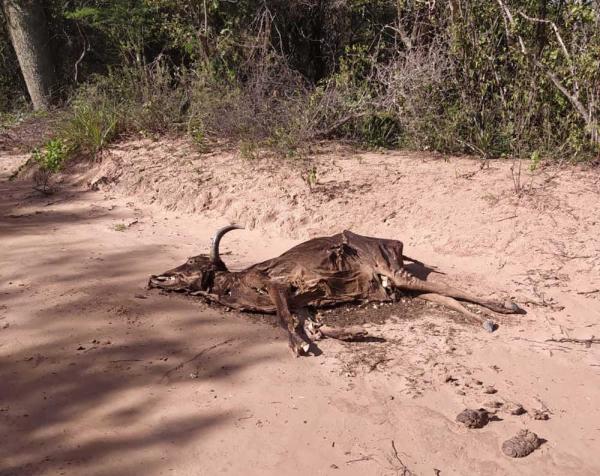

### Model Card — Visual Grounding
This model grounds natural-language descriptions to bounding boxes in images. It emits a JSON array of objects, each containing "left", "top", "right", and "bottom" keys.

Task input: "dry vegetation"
[{"left": 1, "top": 1, "right": 599, "bottom": 184}]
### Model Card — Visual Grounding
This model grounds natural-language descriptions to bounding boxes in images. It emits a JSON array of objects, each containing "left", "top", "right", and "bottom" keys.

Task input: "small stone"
[
  {"left": 502, "top": 429, "right": 542, "bottom": 458},
  {"left": 456, "top": 408, "right": 489, "bottom": 428},
  {"left": 483, "top": 320, "right": 496, "bottom": 332},
  {"left": 484, "top": 386, "right": 497, "bottom": 394},
  {"left": 330, "top": 464, "right": 339, "bottom": 469},
  {"left": 455, "top": 390, "right": 466, "bottom": 396},
  {"left": 471, "top": 379, "right": 483, "bottom": 386}
]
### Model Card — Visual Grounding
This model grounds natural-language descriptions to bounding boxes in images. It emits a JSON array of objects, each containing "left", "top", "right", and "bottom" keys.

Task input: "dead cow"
[{"left": 149, "top": 226, "right": 525, "bottom": 355}]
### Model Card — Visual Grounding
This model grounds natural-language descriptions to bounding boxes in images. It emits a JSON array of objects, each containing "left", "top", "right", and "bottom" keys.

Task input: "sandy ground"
[{"left": 1, "top": 134, "right": 600, "bottom": 476}]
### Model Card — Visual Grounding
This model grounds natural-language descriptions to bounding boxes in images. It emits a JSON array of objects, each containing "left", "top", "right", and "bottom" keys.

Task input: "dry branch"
[
  {"left": 319, "top": 324, "right": 369, "bottom": 341},
  {"left": 495, "top": 0, "right": 599, "bottom": 145},
  {"left": 545, "top": 336, "right": 599, "bottom": 348},
  {"left": 160, "top": 339, "right": 234, "bottom": 381},
  {"left": 314, "top": 112, "right": 368, "bottom": 138}
]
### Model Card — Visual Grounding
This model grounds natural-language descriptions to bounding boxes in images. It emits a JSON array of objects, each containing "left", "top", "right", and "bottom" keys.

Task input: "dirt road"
[{"left": 1, "top": 140, "right": 599, "bottom": 475}]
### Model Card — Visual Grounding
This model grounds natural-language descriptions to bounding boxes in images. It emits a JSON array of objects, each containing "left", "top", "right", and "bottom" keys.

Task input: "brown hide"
[
  {"left": 149, "top": 229, "right": 525, "bottom": 355},
  {"left": 151, "top": 231, "right": 401, "bottom": 310}
]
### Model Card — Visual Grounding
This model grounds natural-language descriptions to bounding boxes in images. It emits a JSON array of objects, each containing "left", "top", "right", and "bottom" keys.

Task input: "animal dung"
[
  {"left": 502, "top": 429, "right": 542, "bottom": 458},
  {"left": 532, "top": 409, "right": 550, "bottom": 420},
  {"left": 508, "top": 403, "right": 527, "bottom": 416},
  {"left": 456, "top": 408, "right": 489, "bottom": 428}
]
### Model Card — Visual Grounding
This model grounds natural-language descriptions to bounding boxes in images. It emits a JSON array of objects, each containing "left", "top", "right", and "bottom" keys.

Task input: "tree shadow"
[{"left": 0, "top": 178, "right": 282, "bottom": 475}]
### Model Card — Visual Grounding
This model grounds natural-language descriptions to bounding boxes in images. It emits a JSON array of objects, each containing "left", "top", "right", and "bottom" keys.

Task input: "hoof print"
[
  {"left": 502, "top": 429, "right": 542, "bottom": 458},
  {"left": 456, "top": 408, "right": 489, "bottom": 429}
]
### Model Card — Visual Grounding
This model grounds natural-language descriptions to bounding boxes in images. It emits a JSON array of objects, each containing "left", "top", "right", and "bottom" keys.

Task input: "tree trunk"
[{"left": 2, "top": 0, "right": 55, "bottom": 110}]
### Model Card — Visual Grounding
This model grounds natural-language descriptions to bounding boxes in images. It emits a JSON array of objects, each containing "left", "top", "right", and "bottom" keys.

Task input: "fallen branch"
[
  {"left": 545, "top": 336, "right": 599, "bottom": 348},
  {"left": 315, "top": 112, "right": 368, "bottom": 138},
  {"left": 345, "top": 455, "right": 372, "bottom": 465},
  {"left": 319, "top": 324, "right": 369, "bottom": 341},
  {"left": 497, "top": 215, "right": 518, "bottom": 222},
  {"left": 390, "top": 440, "right": 414, "bottom": 476},
  {"left": 368, "top": 358, "right": 393, "bottom": 372},
  {"left": 576, "top": 289, "right": 600, "bottom": 295}
]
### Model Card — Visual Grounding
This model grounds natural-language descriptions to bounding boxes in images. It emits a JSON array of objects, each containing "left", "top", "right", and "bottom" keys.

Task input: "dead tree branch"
[
  {"left": 495, "top": 0, "right": 599, "bottom": 145},
  {"left": 545, "top": 336, "right": 599, "bottom": 348},
  {"left": 160, "top": 339, "right": 234, "bottom": 382}
]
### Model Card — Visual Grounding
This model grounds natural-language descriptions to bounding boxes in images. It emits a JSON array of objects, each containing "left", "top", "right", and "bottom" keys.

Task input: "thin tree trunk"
[{"left": 2, "top": 0, "right": 55, "bottom": 110}]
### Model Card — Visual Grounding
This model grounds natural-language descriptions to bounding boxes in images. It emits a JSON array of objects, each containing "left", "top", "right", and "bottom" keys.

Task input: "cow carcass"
[{"left": 149, "top": 226, "right": 525, "bottom": 355}]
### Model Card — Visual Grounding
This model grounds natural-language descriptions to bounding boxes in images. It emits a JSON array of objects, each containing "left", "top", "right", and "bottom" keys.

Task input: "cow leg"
[
  {"left": 391, "top": 270, "right": 525, "bottom": 315},
  {"left": 418, "top": 293, "right": 487, "bottom": 323},
  {"left": 267, "top": 284, "right": 311, "bottom": 356}
]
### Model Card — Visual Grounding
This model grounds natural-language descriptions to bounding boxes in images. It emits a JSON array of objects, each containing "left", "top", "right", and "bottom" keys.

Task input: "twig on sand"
[
  {"left": 346, "top": 455, "right": 373, "bottom": 464},
  {"left": 510, "top": 336, "right": 574, "bottom": 352},
  {"left": 389, "top": 440, "right": 414, "bottom": 476},
  {"left": 497, "top": 215, "right": 518, "bottom": 222},
  {"left": 577, "top": 289, "right": 600, "bottom": 295},
  {"left": 545, "top": 336, "right": 599, "bottom": 348},
  {"left": 161, "top": 338, "right": 234, "bottom": 382},
  {"left": 368, "top": 358, "right": 393, "bottom": 372}
]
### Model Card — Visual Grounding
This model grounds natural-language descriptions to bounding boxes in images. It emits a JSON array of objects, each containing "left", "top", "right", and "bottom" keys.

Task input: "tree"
[{"left": 2, "top": 0, "right": 55, "bottom": 110}]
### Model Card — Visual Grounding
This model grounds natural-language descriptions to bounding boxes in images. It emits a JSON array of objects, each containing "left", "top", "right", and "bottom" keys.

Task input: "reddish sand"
[{"left": 1, "top": 135, "right": 599, "bottom": 475}]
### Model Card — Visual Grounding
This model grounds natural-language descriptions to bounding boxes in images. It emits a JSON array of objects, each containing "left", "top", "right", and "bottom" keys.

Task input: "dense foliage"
[{"left": 1, "top": 0, "right": 599, "bottom": 161}]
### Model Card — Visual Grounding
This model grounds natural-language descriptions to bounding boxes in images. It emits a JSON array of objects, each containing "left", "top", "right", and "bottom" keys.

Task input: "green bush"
[
  {"left": 33, "top": 138, "right": 68, "bottom": 172},
  {"left": 31, "top": 138, "right": 69, "bottom": 193},
  {"left": 4, "top": 1, "right": 598, "bottom": 161}
]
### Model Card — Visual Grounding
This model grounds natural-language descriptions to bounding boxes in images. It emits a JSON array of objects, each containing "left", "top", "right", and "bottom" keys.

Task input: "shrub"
[
  {"left": 60, "top": 90, "right": 118, "bottom": 158},
  {"left": 33, "top": 138, "right": 68, "bottom": 172},
  {"left": 32, "top": 138, "right": 68, "bottom": 192}
]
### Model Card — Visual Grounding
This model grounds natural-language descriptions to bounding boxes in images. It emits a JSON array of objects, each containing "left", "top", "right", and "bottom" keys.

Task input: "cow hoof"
[
  {"left": 289, "top": 338, "right": 311, "bottom": 357},
  {"left": 483, "top": 320, "right": 497, "bottom": 333}
]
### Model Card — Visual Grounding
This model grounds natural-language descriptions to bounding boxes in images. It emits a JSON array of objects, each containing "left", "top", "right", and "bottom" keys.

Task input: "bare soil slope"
[{"left": 1, "top": 138, "right": 599, "bottom": 476}]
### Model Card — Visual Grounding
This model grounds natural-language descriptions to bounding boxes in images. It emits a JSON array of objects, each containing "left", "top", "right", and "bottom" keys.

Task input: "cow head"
[{"left": 149, "top": 224, "right": 243, "bottom": 292}]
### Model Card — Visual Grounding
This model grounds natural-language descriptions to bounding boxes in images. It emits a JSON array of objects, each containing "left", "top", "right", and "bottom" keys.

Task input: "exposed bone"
[{"left": 417, "top": 293, "right": 494, "bottom": 329}]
